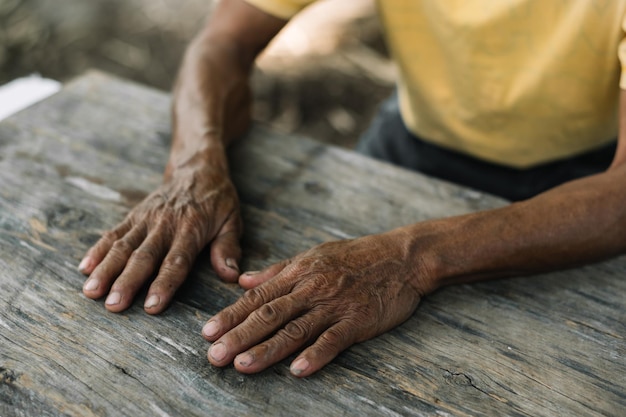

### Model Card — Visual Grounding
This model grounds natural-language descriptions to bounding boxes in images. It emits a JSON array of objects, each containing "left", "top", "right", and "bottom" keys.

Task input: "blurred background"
[{"left": 0, "top": 0, "right": 396, "bottom": 148}]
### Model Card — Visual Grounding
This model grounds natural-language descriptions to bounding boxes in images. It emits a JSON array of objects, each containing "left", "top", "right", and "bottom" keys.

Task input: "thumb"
[
  {"left": 238, "top": 259, "right": 291, "bottom": 289},
  {"left": 210, "top": 213, "right": 242, "bottom": 282}
]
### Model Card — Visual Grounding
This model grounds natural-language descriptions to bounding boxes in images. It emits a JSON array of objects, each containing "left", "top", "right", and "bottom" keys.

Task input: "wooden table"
[{"left": 0, "top": 72, "right": 624, "bottom": 417}]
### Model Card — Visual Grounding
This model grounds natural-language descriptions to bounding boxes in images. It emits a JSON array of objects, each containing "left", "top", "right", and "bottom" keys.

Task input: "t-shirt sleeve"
[
  {"left": 244, "top": 0, "right": 317, "bottom": 20},
  {"left": 619, "top": 13, "right": 626, "bottom": 89}
]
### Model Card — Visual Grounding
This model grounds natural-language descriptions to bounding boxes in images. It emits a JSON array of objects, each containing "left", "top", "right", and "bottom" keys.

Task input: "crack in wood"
[{"left": 441, "top": 368, "right": 490, "bottom": 396}]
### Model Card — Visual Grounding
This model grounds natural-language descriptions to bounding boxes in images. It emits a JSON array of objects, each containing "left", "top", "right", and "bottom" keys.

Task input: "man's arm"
[
  {"left": 79, "top": 0, "right": 286, "bottom": 313},
  {"left": 202, "top": 90, "right": 626, "bottom": 377},
  {"left": 428, "top": 88, "right": 626, "bottom": 286}
]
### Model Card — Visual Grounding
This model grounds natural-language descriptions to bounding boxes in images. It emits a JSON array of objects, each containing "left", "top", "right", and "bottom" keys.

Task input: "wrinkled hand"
[
  {"left": 80, "top": 168, "right": 242, "bottom": 314},
  {"left": 202, "top": 231, "right": 431, "bottom": 377}
]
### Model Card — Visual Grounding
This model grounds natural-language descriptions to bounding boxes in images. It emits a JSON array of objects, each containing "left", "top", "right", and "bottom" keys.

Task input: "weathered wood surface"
[{"left": 0, "top": 71, "right": 624, "bottom": 417}]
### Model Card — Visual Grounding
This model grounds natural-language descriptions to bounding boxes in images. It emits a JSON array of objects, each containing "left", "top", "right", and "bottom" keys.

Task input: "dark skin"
[
  {"left": 80, "top": 0, "right": 626, "bottom": 377},
  {"left": 79, "top": 0, "right": 280, "bottom": 311}
]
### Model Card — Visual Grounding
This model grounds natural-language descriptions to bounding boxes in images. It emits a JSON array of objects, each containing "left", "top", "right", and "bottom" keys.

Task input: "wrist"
[
  {"left": 391, "top": 214, "right": 491, "bottom": 295},
  {"left": 165, "top": 139, "right": 229, "bottom": 181},
  {"left": 386, "top": 224, "right": 444, "bottom": 297}
]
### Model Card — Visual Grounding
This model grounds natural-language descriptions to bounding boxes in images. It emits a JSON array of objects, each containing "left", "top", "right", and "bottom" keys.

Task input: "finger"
[
  {"left": 82, "top": 224, "right": 146, "bottom": 300},
  {"left": 233, "top": 310, "right": 330, "bottom": 374},
  {"left": 238, "top": 258, "right": 291, "bottom": 290},
  {"left": 210, "top": 212, "right": 242, "bottom": 283},
  {"left": 289, "top": 321, "right": 358, "bottom": 378},
  {"left": 104, "top": 231, "right": 168, "bottom": 313},
  {"left": 144, "top": 230, "right": 200, "bottom": 314},
  {"left": 201, "top": 268, "right": 295, "bottom": 341},
  {"left": 78, "top": 221, "right": 131, "bottom": 275},
  {"left": 206, "top": 292, "right": 308, "bottom": 367}
]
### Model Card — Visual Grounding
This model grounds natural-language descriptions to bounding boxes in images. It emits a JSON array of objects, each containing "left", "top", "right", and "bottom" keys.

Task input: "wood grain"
[{"left": 0, "top": 71, "right": 624, "bottom": 417}]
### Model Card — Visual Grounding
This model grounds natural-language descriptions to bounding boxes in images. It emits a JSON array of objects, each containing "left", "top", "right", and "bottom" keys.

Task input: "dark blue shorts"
[{"left": 356, "top": 93, "right": 616, "bottom": 201}]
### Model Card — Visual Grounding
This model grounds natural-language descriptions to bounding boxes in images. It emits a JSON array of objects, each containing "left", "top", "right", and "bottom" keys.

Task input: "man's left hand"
[{"left": 201, "top": 230, "right": 432, "bottom": 377}]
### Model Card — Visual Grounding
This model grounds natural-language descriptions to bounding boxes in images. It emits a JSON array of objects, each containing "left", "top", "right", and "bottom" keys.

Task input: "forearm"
[
  {"left": 403, "top": 165, "right": 626, "bottom": 293},
  {"left": 167, "top": 0, "right": 285, "bottom": 180},
  {"left": 168, "top": 37, "right": 244, "bottom": 179}
]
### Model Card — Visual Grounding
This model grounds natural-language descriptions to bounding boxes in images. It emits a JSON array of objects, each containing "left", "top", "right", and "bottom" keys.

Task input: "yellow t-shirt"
[{"left": 247, "top": 0, "right": 626, "bottom": 168}]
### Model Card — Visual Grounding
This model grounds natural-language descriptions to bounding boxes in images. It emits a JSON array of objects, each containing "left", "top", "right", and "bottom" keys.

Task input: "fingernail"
[
  {"left": 225, "top": 258, "right": 239, "bottom": 273},
  {"left": 202, "top": 320, "right": 219, "bottom": 338},
  {"left": 236, "top": 352, "right": 254, "bottom": 367},
  {"left": 105, "top": 292, "right": 121, "bottom": 306},
  {"left": 244, "top": 270, "right": 260, "bottom": 276},
  {"left": 144, "top": 294, "right": 160, "bottom": 309},
  {"left": 209, "top": 342, "right": 227, "bottom": 362},
  {"left": 290, "top": 358, "right": 309, "bottom": 376},
  {"left": 83, "top": 278, "right": 99, "bottom": 292},
  {"left": 78, "top": 257, "right": 92, "bottom": 272}
]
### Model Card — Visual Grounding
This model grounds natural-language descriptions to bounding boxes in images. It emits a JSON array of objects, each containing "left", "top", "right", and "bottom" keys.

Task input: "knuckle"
[
  {"left": 179, "top": 226, "right": 204, "bottom": 252},
  {"left": 129, "top": 248, "right": 157, "bottom": 264},
  {"left": 155, "top": 216, "right": 176, "bottom": 238},
  {"left": 252, "top": 303, "right": 279, "bottom": 325},
  {"left": 281, "top": 320, "right": 310, "bottom": 342},
  {"left": 319, "top": 327, "right": 349, "bottom": 350},
  {"left": 217, "top": 308, "right": 236, "bottom": 327},
  {"left": 150, "top": 278, "right": 179, "bottom": 293},
  {"left": 219, "top": 301, "right": 249, "bottom": 325},
  {"left": 100, "top": 230, "right": 116, "bottom": 241},
  {"left": 162, "top": 252, "right": 192, "bottom": 271},
  {"left": 241, "top": 286, "right": 269, "bottom": 306},
  {"left": 280, "top": 258, "right": 294, "bottom": 269},
  {"left": 111, "top": 239, "right": 134, "bottom": 254},
  {"left": 225, "top": 328, "right": 252, "bottom": 348},
  {"left": 100, "top": 230, "right": 120, "bottom": 244}
]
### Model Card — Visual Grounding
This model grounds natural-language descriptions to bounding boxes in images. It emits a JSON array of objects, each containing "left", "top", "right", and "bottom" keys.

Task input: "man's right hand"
[
  {"left": 78, "top": 0, "right": 286, "bottom": 313},
  {"left": 80, "top": 164, "right": 242, "bottom": 314}
]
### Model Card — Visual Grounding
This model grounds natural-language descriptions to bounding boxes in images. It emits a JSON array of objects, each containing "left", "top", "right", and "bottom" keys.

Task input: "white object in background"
[{"left": 0, "top": 75, "right": 61, "bottom": 121}]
